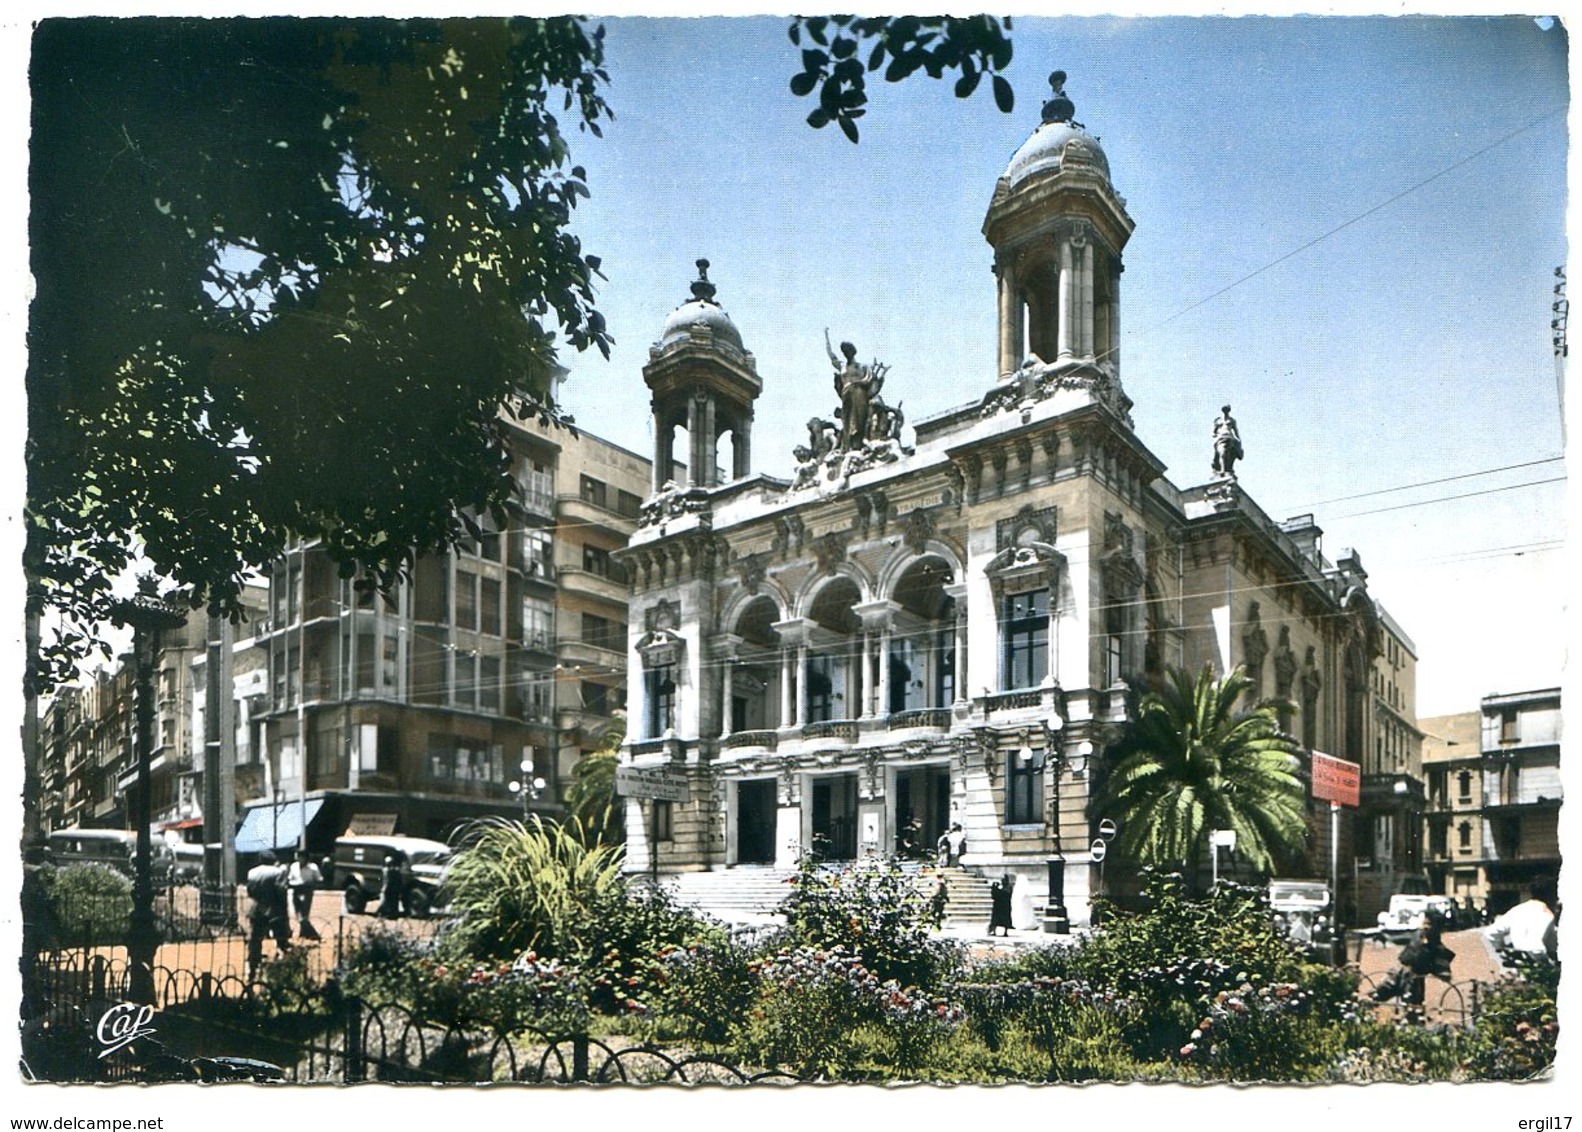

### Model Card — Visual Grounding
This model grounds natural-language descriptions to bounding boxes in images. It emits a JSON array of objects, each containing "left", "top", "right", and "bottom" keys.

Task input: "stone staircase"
[{"left": 647, "top": 862, "right": 997, "bottom": 930}]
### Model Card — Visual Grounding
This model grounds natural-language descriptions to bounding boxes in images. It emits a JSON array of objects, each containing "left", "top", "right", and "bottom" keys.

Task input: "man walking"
[
  {"left": 287, "top": 849, "right": 323, "bottom": 941},
  {"left": 245, "top": 850, "right": 291, "bottom": 975}
]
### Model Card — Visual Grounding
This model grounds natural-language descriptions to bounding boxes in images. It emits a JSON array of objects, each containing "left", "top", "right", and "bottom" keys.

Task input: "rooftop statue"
[
  {"left": 1212, "top": 403, "right": 1243, "bottom": 479},
  {"left": 826, "top": 329, "right": 890, "bottom": 452}
]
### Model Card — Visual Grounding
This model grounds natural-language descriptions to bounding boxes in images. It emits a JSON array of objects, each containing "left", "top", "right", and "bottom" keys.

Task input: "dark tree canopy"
[
  {"left": 788, "top": 15, "right": 1015, "bottom": 142},
  {"left": 26, "top": 17, "right": 612, "bottom": 692},
  {"left": 25, "top": 15, "right": 1018, "bottom": 695}
]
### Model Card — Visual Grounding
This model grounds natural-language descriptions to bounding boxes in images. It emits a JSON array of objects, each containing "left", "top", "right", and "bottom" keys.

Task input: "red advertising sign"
[{"left": 1310, "top": 750, "right": 1361, "bottom": 808}]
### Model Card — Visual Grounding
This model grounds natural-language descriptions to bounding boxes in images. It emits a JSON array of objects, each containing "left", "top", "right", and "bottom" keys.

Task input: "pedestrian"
[
  {"left": 377, "top": 852, "right": 405, "bottom": 919},
  {"left": 245, "top": 850, "right": 291, "bottom": 975},
  {"left": 988, "top": 873, "right": 1015, "bottom": 937},
  {"left": 1372, "top": 912, "right": 1454, "bottom": 1020},
  {"left": 287, "top": 849, "right": 323, "bottom": 940},
  {"left": 937, "top": 822, "right": 967, "bottom": 867}
]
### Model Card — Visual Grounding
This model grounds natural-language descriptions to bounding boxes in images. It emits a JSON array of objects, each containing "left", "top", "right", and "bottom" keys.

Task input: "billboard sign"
[{"left": 1310, "top": 750, "right": 1360, "bottom": 808}]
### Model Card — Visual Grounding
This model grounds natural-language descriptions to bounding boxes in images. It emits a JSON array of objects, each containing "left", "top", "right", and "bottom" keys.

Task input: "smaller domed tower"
[
  {"left": 644, "top": 260, "right": 761, "bottom": 493},
  {"left": 983, "top": 72, "right": 1135, "bottom": 385}
]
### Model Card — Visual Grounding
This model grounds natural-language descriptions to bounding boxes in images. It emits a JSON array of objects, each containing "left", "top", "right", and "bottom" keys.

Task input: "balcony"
[
  {"left": 556, "top": 565, "right": 627, "bottom": 604},
  {"left": 556, "top": 639, "right": 626, "bottom": 671},
  {"left": 983, "top": 689, "right": 1043, "bottom": 714},
  {"left": 801, "top": 720, "right": 859, "bottom": 742},
  {"left": 722, "top": 730, "right": 778, "bottom": 751},
  {"left": 887, "top": 708, "right": 952, "bottom": 731},
  {"left": 557, "top": 495, "right": 638, "bottom": 539}
]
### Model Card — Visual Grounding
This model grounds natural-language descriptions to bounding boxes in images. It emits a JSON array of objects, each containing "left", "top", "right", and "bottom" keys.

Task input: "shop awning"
[{"left": 234, "top": 799, "right": 324, "bottom": 853}]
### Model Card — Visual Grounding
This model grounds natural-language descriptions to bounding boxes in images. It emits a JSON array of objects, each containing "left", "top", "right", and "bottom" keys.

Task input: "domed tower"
[
  {"left": 983, "top": 72, "right": 1135, "bottom": 385},
  {"left": 644, "top": 259, "right": 762, "bottom": 493}
]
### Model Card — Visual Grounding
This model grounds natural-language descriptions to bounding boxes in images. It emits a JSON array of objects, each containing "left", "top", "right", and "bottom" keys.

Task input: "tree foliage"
[
  {"left": 26, "top": 17, "right": 612, "bottom": 692},
  {"left": 1094, "top": 666, "right": 1307, "bottom": 877},
  {"left": 787, "top": 15, "right": 1015, "bottom": 142}
]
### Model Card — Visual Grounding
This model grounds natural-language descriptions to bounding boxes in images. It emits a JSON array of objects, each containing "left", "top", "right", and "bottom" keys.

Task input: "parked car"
[
  {"left": 45, "top": 829, "right": 175, "bottom": 885},
  {"left": 1268, "top": 879, "right": 1335, "bottom": 959},
  {"left": 168, "top": 841, "right": 205, "bottom": 884},
  {"left": 330, "top": 835, "right": 454, "bottom": 917},
  {"left": 1376, "top": 893, "right": 1456, "bottom": 939}
]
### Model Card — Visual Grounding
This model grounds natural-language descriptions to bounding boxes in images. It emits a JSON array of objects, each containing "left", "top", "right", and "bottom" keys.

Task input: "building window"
[
  {"left": 806, "top": 654, "right": 840, "bottom": 722},
  {"left": 428, "top": 737, "right": 504, "bottom": 784},
  {"left": 1005, "top": 751, "right": 1043, "bottom": 825},
  {"left": 521, "top": 671, "right": 555, "bottom": 722},
  {"left": 1000, "top": 589, "right": 1049, "bottom": 691},
  {"left": 582, "top": 612, "right": 624, "bottom": 650},
  {"left": 582, "top": 680, "right": 610, "bottom": 716},
  {"left": 456, "top": 568, "right": 479, "bottom": 631},
  {"left": 481, "top": 577, "right": 502, "bottom": 636},
  {"left": 580, "top": 475, "right": 608, "bottom": 509},
  {"left": 583, "top": 544, "right": 624, "bottom": 582},
  {"left": 1500, "top": 709, "right": 1519, "bottom": 744},
  {"left": 523, "top": 529, "right": 553, "bottom": 579},
  {"left": 1457, "top": 770, "right": 1473, "bottom": 802},
  {"left": 1457, "top": 821, "right": 1472, "bottom": 851},
  {"left": 521, "top": 458, "right": 554, "bottom": 512},
  {"left": 616, "top": 489, "right": 643, "bottom": 519},
  {"left": 480, "top": 655, "right": 501, "bottom": 713},
  {"left": 523, "top": 597, "right": 555, "bottom": 649},
  {"left": 645, "top": 664, "right": 676, "bottom": 738}
]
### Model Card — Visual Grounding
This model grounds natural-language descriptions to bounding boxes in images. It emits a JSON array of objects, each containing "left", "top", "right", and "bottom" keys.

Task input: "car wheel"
[
  {"left": 406, "top": 888, "right": 431, "bottom": 919},
  {"left": 344, "top": 883, "right": 367, "bottom": 916}
]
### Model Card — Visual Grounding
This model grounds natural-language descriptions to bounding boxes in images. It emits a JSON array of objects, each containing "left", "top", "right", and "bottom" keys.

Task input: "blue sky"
[{"left": 551, "top": 14, "right": 1569, "bottom": 717}]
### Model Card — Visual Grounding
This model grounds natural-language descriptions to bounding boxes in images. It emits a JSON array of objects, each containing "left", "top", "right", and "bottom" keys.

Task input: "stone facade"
[{"left": 617, "top": 81, "right": 1419, "bottom": 929}]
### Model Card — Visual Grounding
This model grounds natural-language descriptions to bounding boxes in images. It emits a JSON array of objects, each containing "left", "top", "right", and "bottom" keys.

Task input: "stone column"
[
  {"left": 1080, "top": 241, "right": 1095, "bottom": 358},
  {"left": 858, "top": 627, "right": 876, "bottom": 719},
  {"left": 779, "top": 646, "right": 794, "bottom": 729},
  {"left": 877, "top": 627, "right": 893, "bottom": 716},
  {"left": 721, "top": 661, "right": 737, "bottom": 739},
  {"left": 733, "top": 414, "right": 753, "bottom": 479},
  {"left": 997, "top": 257, "right": 1019, "bottom": 377},
  {"left": 685, "top": 394, "right": 702, "bottom": 488},
  {"left": 702, "top": 394, "right": 718, "bottom": 487},
  {"left": 795, "top": 640, "right": 809, "bottom": 727},
  {"left": 653, "top": 406, "right": 670, "bottom": 493},
  {"left": 1056, "top": 240, "right": 1074, "bottom": 359},
  {"left": 944, "top": 583, "right": 969, "bottom": 707}
]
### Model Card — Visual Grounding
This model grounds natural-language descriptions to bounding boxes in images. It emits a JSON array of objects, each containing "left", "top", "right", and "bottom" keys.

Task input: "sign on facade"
[
  {"left": 1310, "top": 750, "right": 1361, "bottom": 808},
  {"left": 615, "top": 766, "right": 690, "bottom": 803}
]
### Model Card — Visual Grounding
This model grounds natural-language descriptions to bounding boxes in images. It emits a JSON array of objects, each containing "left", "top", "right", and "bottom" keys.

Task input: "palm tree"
[{"left": 1095, "top": 664, "right": 1306, "bottom": 879}]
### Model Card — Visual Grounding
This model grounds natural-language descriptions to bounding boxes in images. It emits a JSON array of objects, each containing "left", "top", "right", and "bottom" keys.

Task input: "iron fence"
[{"left": 21, "top": 953, "right": 797, "bottom": 1086}]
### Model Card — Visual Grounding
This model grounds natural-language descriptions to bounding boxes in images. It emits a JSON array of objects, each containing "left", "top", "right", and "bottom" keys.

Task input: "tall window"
[
  {"left": 1006, "top": 752, "right": 1043, "bottom": 825},
  {"left": 1000, "top": 589, "right": 1049, "bottom": 690},
  {"left": 523, "top": 529, "right": 553, "bottom": 579},
  {"left": 580, "top": 475, "right": 608, "bottom": 509},
  {"left": 645, "top": 664, "right": 676, "bottom": 738},
  {"left": 523, "top": 597, "right": 555, "bottom": 648}
]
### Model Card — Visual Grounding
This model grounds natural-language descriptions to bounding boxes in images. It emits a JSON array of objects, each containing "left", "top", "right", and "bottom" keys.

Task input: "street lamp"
[
  {"left": 507, "top": 754, "right": 547, "bottom": 817},
  {"left": 110, "top": 576, "right": 188, "bottom": 1006}
]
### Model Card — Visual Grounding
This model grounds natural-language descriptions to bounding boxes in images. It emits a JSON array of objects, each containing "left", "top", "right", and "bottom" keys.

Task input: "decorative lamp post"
[
  {"left": 507, "top": 754, "right": 547, "bottom": 817},
  {"left": 110, "top": 576, "right": 188, "bottom": 1005}
]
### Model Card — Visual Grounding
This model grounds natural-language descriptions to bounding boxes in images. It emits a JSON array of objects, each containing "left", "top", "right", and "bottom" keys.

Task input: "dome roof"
[
  {"left": 658, "top": 259, "right": 743, "bottom": 350},
  {"left": 1003, "top": 118, "right": 1109, "bottom": 187},
  {"left": 1002, "top": 69, "right": 1110, "bottom": 188}
]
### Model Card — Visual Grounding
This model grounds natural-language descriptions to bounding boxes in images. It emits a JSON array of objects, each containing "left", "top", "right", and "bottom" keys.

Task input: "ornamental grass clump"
[{"left": 440, "top": 815, "right": 625, "bottom": 963}]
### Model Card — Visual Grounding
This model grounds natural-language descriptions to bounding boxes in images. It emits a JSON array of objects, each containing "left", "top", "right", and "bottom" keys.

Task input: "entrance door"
[
  {"left": 811, "top": 774, "right": 858, "bottom": 860},
  {"left": 737, "top": 779, "right": 777, "bottom": 864},
  {"left": 894, "top": 766, "right": 951, "bottom": 859}
]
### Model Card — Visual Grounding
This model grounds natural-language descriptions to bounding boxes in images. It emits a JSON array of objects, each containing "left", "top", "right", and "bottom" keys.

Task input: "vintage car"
[
  {"left": 330, "top": 834, "right": 454, "bottom": 917},
  {"left": 1268, "top": 879, "right": 1334, "bottom": 958},
  {"left": 1376, "top": 893, "right": 1456, "bottom": 939},
  {"left": 46, "top": 828, "right": 176, "bottom": 886}
]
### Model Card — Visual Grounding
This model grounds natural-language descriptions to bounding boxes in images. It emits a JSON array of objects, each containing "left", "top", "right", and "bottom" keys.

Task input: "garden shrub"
[
  {"left": 778, "top": 854, "right": 961, "bottom": 988},
  {"left": 336, "top": 922, "right": 438, "bottom": 1009},
  {"left": 28, "top": 864, "right": 133, "bottom": 949},
  {"left": 453, "top": 953, "right": 592, "bottom": 1037},
  {"left": 657, "top": 930, "right": 762, "bottom": 1044},
  {"left": 1458, "top": 968, "right": 1559, "bottom": 1080},
  {"left": 578, "top": 885, "right": 723, "bottom": 1017},
  {"left": 737, "top": 947, "right": 878, "bottom": 1077}
]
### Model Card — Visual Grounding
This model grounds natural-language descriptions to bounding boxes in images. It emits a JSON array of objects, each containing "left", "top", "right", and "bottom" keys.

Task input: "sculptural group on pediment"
[{"left": 789, "top": 332, "right": 913, "bottom": 490}]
